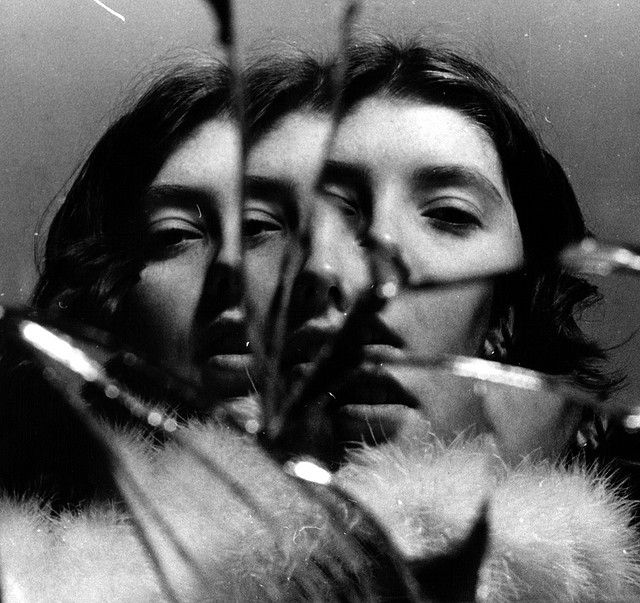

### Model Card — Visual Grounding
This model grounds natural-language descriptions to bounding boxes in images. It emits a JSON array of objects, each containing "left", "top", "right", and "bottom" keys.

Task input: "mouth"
[
  {"left": 281, "top": 321, "right": 341, "bottom": 372},
  {"left": 281, "top": 318, "right": 421, "bottom": 449},
  {"left": 283, "top": 314, "right": 405, "bottom": 375},
  {"left": 197, "top": 317, "right": 250, "bottom": 362},
  {"left": 197, "top": 317, "right": 254, "bottom": 397},
  {"left": 330, "top": 365, "right": 423, "bottom": 447},
  {"left": 330, "top": 361, "right": 419, "bottom": 409}
]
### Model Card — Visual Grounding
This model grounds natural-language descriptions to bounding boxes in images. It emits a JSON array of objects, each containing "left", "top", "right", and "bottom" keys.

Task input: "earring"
[
  {"left": 483, "top": 308, "right": 514, "bottom": 362},
  {"left": 483, "top": 330, "right": 507, "bottom": 361}
]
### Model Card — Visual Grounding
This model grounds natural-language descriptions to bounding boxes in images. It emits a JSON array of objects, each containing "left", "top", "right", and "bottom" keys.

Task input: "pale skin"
[
  {"left": 246, "top": 97, "right": 577, "bottom": 460},
  {"left": 320, "top": 95, "right": 580, "bottom": 458},
  {"left": 243, "top": 111, "right": 367, "bottom": 365},
  {"left": 122, "top": 103, "right": 578, "bottom": 459},
  {"left": 124, "top": 117, "right": 252, "bottom": 408}
]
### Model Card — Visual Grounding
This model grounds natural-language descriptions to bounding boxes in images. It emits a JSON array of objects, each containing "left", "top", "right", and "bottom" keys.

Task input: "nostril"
[
  {"left": 299, "top": 274, "right": 323, "bottom": 307},
  {"left": 290, "top": 270, "right": 344, "bottom": 322},
  {"left": 205, "top": 263, "right": 242, "bottom": 309},
  {"left": 327, "top": 284, "right": 345, "bottom": 313}
]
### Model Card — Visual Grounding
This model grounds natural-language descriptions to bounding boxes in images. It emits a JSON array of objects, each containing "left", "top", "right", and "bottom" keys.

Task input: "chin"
[{"left": 334, "top": 404, "right": 431, "bottom": 447}]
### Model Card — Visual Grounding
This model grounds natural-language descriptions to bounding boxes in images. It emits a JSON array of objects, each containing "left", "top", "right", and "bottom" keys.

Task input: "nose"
[
  {"left": 366, "top": 189, "right": 414, "bottom": 287},
  {"left": 203, "top": 260, "right": 242, "bottom": 312},
  {"left": 289, "top": 242, "right": 345, "bottom": 328},
  {"left": 290, "top": 260, "right": 344, "bottom": 320},
  {"left": 201, "top": 219, "right": 243, "bottom": 315},
  {"left": 288, "top": 207, "right": 362, "bottom": 328}
]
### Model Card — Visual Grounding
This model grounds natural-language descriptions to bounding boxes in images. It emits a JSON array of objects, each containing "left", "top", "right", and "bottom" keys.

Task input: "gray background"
[{"left": 2, "top": 0, "right": 640, "bottom": 398}]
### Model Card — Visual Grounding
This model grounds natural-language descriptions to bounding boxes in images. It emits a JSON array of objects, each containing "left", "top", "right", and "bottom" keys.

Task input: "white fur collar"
[{"left": 1, "top": 422, "right": 638, "bottom": 601}]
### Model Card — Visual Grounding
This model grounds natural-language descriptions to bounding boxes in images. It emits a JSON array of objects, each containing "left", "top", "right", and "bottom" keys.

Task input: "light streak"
[{"left": 90, "top": 0, "right": 125, "bottom": 22}]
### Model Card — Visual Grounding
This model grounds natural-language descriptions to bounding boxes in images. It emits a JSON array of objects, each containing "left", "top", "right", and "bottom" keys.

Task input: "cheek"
[
  {"left": 384, "top": 285, "right": 493, "bottom": 356},
  {"left": 125, "top": 263, "right": 201, "bottom": 362},
  {"left": 243, "top": 242, "right": 286, "bottom": 329}
]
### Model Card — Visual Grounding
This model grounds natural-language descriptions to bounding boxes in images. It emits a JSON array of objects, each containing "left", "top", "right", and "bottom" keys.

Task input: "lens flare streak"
[{"left": 20, "top": 321, "right": 102, "bottom": 383}]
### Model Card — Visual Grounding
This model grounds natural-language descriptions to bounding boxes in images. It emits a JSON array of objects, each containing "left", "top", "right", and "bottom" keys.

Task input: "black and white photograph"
[{"left": 2, "top": 1, "right": 640, "bottom": 599}]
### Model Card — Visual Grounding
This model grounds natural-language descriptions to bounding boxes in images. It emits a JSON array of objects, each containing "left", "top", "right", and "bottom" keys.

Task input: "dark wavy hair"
[
  {"left": 245, "top": 38, "right": 618, "bottom": 402},
  {"left": 0, "top": 57, "right": 233, "bottom": 507},
  {"left": 33, "top": 40, "right": 617, "bottom": 400},
  {"left": 339, "top": 39, "right": 618, "bottom": 398},
  {"left": 245, "top": 50, "right": 334, "bottom": 141},
  {"left": 32, "top": 57, "right": 232, "bottom": 330}
]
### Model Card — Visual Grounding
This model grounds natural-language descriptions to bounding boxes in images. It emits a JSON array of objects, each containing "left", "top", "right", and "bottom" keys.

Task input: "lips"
[
  {"left": 281, "top": 321, "right": 341, "bottom": 368},
  {"left": 279, "top": 314, "right": 426, "bottom": 450},
  {"left": 282, "top": 311, "right": 416, "bottom": 416},
  {"left": 196, "top": 316, "right": 250, "bottom": 362},
  {"left": 330, "top": 361, "right": 419, "bottom": 409},
  {"left": 283, "top": 313, "right": 404, "bottom": 370},
  {"left": 196, "top": 315, "right": 253, "bottom": 399},
  {"left": 329, "top": 364, "right": 423, "bottom": 448}
]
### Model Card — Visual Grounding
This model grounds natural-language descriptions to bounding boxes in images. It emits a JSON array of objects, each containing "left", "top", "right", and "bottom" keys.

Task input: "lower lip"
[
  {"left": 337, "top": 403, "right": 409, "bottom": 420},
  {"left": 201, "top": 354, "right": 254, "bottom": 401},
  {"left": 360, "top": 344, "right": 405, "bottom": 363},
  {"left": 289, "top": 361, "right": 314, "bottom": 382},
  {"left": 334, "top": 403, "right": 419, "bottom": 448},
  {"left": 205, "top": 353, "right": 252, "bottom": 372},
  {"left": 287, "top": 344, "right": 404, "bottom": 379}
]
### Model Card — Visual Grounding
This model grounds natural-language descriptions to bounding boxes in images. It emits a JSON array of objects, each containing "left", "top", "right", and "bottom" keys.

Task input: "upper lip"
[
  {"left": 282, "top": 321, "right": 340, "bottom": 367},
  {"left": 357, "top": 314, "right": 404, "bottom": 348},
  {"left": 282, "top": 313, "right": 404, "bottom": 369},
  {"left": 195, "top": 316, "right": 249, "bottom": 361}
]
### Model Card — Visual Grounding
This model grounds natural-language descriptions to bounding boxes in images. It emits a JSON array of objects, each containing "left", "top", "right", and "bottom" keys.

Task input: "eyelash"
[
  {"left": 144, "top": 224, "right": 205, "bottom": 260},
  {"left": 242, "top": 210, "right": 285, "bottom": 246},
  {"left": 422, "top": 206, "right": 482, "bottom": 234},
  {"left": 319, "top": 188, "right": 365, "bottom": 236}
]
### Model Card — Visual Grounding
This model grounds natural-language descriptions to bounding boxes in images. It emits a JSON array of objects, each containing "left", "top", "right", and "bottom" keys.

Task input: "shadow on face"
[
  {"left": 124, "top": 117, "right": 253, "bottom": 410},
  {"left": 244, "top": 111, "right": 368, "bottom": 377},
  {"left": 310, "top": 95, "right": 526, "bottom": 449}
]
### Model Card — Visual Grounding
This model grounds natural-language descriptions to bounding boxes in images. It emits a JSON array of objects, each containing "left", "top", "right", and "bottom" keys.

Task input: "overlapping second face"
[
  {"left": 258, "top": 95, "right": 525, "bottom": 446},
  {"left": 124, "top": 118, "right": 253, "bottom": 407},
  {"left": 243, "top": 110, "right": 368, "bottom": 381},
  {"left": 120, "top": 91, "right": 525, "bottom": 449}
]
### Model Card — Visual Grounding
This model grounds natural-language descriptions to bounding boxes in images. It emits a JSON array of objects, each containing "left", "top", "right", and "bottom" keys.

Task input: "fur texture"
[{"left": 1, "top": 422, "right": 639, "bottom": 601}]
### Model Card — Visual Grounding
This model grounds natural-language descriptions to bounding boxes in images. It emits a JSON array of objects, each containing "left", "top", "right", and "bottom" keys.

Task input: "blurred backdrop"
[{"left": 2, "top": 0, "right": 640, "bottom": 399}]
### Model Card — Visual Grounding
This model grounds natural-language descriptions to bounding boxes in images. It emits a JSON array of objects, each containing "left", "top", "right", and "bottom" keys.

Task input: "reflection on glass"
[{"left": 3, "top": 0, "right": 640, "bottom": 599}]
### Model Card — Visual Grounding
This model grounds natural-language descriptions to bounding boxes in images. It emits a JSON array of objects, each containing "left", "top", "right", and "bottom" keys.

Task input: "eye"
[
  {"left": 144, "top": 220, "right": 205, "bottom": 260},
  {"left": 319, "top": 185, "right": 364, "bottom": 235},
  {"left": 320, "top": 185, "right": 357, "bottom": 214},
  {"left": 422, "top": 203, "right": 482, "bottom": 233},
  {"left": 242, "top": 208, "right": 285, "bottom": 245}
]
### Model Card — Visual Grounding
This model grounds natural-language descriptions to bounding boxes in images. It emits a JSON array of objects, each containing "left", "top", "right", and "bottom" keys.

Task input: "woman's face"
[
  {"left": 125, "top": 117, "right": 252, "bottom": 407},
  {"left": 316, "top": 96, "right": 525, "bottom": 443},
  {"left": 244, "top": 111, "right": 367, "bottom": 371}
]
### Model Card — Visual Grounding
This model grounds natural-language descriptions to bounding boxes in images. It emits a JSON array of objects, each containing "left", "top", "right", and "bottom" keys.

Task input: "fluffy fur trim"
[{"left": 1, "top": 423, "right": 639, "bottom": 601}]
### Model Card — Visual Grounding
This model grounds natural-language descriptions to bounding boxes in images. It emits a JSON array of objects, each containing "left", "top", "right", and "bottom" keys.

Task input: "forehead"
[
  {"left": 331, "top": 96, "right": 509, "bottom": 199},
  {"left": 248, "top": 111, "right": 331, "bottom": 178},
  {"left": 152, "top": 117, "right": 240, "bottom": 187}
]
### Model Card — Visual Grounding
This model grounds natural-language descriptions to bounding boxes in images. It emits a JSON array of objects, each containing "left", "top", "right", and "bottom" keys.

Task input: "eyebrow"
[
  {"left": 317, "top": 160, "right": 371, "bottom": 190},
  {"left": 142, "top": 184, "right": 214, "bottom": 211},
  {"left": 412, "top": 165, "right": 507, "bottom": 205},
  {"left": 140, "top": 184, "right": 225, "bottom": 238}
]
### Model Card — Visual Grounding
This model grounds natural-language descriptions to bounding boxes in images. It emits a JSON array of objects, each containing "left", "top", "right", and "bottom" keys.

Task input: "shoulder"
[
  {"left": 339, "top": 435, "right": 640, "bottom": 600},
  {"left": 1, "top": 423, "right": 639, "bottom": 600}
]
